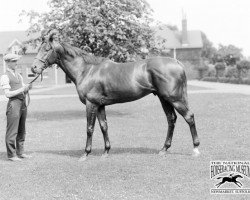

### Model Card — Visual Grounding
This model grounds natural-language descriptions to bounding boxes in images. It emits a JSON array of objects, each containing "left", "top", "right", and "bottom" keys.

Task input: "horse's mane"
[{"left": 61, "top": 42, "right": 107, "bottom": 65}]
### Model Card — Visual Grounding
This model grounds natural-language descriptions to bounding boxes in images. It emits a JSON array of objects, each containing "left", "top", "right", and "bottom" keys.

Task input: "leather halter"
[
  {"left": 34, "top": 43, "right": 56, "bottom": 71},
  {"left": 26, "top": 42, "right": 60, "bottom": 107}
]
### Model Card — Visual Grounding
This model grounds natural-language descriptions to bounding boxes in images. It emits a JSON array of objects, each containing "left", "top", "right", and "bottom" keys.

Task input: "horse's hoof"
[
  {"left": 159, "top": 150, "right": 168, "bottom": 156},
  {"left": 78, "top": 155, "right": 87, "bottom": 162},
  {"left": 192, "top": 148, "right": 200, "bottom": 157}
]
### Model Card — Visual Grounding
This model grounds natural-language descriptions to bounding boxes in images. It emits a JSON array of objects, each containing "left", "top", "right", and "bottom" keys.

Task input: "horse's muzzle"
[
  {"left": 31, "top": 66, "right": 37, "bottom": 74},
  {"left": 31, "top": 65, "right": 43, "bottom": 74}
]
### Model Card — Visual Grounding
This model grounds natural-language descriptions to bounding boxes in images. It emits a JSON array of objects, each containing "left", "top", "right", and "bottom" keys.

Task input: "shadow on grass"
[
  {"left": 36, "top": 147, "right": 158, "bottom": 157},
  {"left": 36, "top": 147, "right": 191, "bottom": 157},
  {"left": 0, "top": 151, "right": 35, "bottom": 161},
  {"left": 28, "top": 110, "right": 130, "bottom": 121}
]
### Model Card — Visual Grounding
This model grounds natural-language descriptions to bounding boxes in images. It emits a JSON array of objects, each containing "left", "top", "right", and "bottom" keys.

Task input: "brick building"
[{"left": 155, "top": 16, "right": 203, "bottom": 78}]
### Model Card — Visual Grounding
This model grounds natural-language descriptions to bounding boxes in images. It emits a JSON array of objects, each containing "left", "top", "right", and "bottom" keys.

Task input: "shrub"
[
  {"left": 236, "top": 60, "right": 250, "bottom": 70},
  {"left": 224, "top": 65, "right": 238, "bottom": 78},
  {"left": 201, "top": 77, "right": 217, "bottom": 82},
  {"left": 194, "top": 63, "right": 208, "bottom": 80},
  {"left": 202, "top": 77, "right": 250, "bottom": 85},
  {"left": 214, "top": 62, "right": 226, "bottom": 78},
  {"left": 218, "top": 77, "right": 239, "bottom": 84},
  {"left": 236, "top": 60, "right": 250, "bottom": 83},
  {"left": 215, "top": 62, "right": 226, "bottom": 70},
  {"left": 205, "top": 64, "right": 216, "bottom": 77},
  {"left": 181, "top": 61, "right": 198, "bottom": 80},
  {"left": 242, "top": 78, "right": 250, "bottom": 85}
]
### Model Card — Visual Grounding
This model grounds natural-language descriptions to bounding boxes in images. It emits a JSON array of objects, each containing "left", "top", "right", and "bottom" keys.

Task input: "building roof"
[
  {"left": 154, "top": 25, "right": 203, "bottom": 49},
  {"left": 0, "top": 31, "right": 39, "bottom": 54}
]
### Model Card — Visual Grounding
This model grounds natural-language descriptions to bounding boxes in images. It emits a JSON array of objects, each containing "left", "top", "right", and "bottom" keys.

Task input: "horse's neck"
[{"left": 58, "top": 56, "right": 86, "bottom": 84}]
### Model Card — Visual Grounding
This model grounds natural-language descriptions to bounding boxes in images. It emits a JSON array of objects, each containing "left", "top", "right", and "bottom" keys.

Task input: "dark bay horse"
[{"left": 32, "top": 30, "right": 200, "bottom": 161}]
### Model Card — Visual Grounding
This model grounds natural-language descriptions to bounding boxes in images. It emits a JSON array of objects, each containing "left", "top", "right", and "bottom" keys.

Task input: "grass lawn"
[{"left": 0, "top": 85, "right": 249, "bottom": 200}]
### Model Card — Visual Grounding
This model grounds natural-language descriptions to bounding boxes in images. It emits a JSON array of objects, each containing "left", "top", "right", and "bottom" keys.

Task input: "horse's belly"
[{"left": 104, "top": 88, "right": 151, "bottom": 105}]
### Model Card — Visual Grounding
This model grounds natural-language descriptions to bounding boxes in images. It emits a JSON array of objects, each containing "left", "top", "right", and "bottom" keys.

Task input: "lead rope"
[{"left": 25, "top": 73, "right": 42, "bottom": 107}]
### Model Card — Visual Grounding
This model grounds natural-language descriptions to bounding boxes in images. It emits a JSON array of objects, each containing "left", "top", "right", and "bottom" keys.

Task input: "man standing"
[{"left": 0, "top": 53, "right": 32, "bottom": 161}]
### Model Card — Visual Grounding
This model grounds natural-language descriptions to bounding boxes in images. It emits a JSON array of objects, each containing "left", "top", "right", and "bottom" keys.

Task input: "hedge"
[{"left": 201, "top": 77, "right": 250, "bottom": 85}]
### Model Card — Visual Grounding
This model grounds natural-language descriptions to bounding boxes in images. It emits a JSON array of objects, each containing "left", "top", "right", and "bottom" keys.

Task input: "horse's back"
[
  {"left": 104, "top": 57, "right": 187, "bottom": 100},
  {"left": 104, "top": 57, "right": 186, "bottom": 83},
  {"left": 84, "top": 57, "right": 187, "bottom": 104}
]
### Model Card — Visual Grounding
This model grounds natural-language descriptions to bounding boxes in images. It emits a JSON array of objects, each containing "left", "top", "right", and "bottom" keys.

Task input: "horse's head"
[
  {"left": 32, "top": 29, "right": 62, "bottom": 74},
  {"left": 234, "top": 174, "right": 243, "bottom": 179}
]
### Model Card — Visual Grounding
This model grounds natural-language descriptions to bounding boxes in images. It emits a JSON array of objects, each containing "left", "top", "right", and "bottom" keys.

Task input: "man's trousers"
[{"left": 6, "top": 98, "right": 27, "bottom": 158}]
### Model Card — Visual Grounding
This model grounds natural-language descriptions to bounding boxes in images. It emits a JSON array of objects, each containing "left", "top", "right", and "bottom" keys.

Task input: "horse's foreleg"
[
  {"left": 172, "top": 101, "right": 200, "bottom": 156},
  {"left": 79, "top": 100, "right": 98, "bottom": 162},
  {"left": 215, "top": 182, "right": 220, "bottom": 187},
  {"left": 158, "top": 97, "right": 177, "bottom": 156},
  {"left": 97, "top": 106, "right": 111, "bottom": 158}
]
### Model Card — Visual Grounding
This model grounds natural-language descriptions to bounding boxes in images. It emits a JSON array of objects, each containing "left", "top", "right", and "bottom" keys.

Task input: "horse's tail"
[{"left": 217, "top": 177, "right": 223, "bottom": 179}]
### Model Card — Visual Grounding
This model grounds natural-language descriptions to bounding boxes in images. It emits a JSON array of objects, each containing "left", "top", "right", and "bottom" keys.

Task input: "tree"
[
  {"left": 216, "top": 44, "right": 243, "bottom": 66},
  {"left": 200, "top": 32, "right": 217, "bottom": 62},
  {"left": 20, "top": 0, "right": 157, "bottom": 62},
  {"left": 236, "top": 60, "right": 250, "bottom": 83},
  {"left": 214, "top": 62, "right": 226, "bottom": 79}
]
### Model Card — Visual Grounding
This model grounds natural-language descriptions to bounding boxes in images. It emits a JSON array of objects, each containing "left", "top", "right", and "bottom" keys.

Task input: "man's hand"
[
  {"left": 28, "top": 83, "right": 33, "bottom": 90},
  {"left": 23, "top": 84, "right": 32, "bottom": 93}
]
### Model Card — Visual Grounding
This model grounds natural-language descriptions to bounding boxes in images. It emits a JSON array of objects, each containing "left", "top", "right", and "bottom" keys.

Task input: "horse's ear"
[
  {"left": 48, "top": 29, "right": 60, "bottom": 42},
  {"left": 40, "top": 29, "right": 60, "bottom": 42},
  {"left": 48, "top": 29, "right": 63, "bottom": 52},
  {"left": 41, "top": 29, "right": 50, "bottom": 42}
]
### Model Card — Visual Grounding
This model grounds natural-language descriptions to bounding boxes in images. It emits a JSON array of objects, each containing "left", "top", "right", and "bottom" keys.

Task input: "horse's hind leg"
[
  {"left": 79, "top": 100, "right": 98, "bottom": 162},
  {"left": 97, "top": 106, "right": 111, "bottom": 158},
  {"left": 216, "top": 182, "right": 223, "bottom": 188},
  {"left": 172, "top": 100, "right": 200, "bottom": 156},
  {"left": 158, "top": 97, "right": 177, "bottom": 155}
]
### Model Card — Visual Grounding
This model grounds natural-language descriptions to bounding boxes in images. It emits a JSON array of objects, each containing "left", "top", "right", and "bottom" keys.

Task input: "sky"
[{"left": 1, "top": 0, "right": 250, "bottom": 57}]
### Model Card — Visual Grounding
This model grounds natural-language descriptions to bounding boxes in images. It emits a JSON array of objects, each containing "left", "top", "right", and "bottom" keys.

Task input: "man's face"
[{"left": 7, "top": 60, "right": 18, "bottom": 70}]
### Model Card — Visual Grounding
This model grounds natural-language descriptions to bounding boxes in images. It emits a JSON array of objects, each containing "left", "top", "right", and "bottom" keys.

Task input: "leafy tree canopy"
[
  {"left": 200, "top": 32, "right": 217, "bottom": 61},
  {"left": 216, "top": 44, "right": 243, "bottom": 66},
  {"left": 21, "top": 0, "right": 157, "bottom": 62},
  {"left": 237, "top": 59, "right": 250, "bottom": 70}
]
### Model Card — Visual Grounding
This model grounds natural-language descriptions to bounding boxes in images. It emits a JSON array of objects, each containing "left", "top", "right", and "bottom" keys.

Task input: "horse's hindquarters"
[{"left": 147, "top": 57, "right": 187, "bottom": 101}]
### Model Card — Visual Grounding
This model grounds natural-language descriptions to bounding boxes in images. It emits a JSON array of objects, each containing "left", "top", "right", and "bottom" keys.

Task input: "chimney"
[{"left": 181, "top": 11, "right": 188, "bottom": 46}]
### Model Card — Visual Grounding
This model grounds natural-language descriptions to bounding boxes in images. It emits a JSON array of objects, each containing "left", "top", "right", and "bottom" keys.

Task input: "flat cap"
[{"left": 3, "top": 53, "right": 21, "bottom": 62}]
